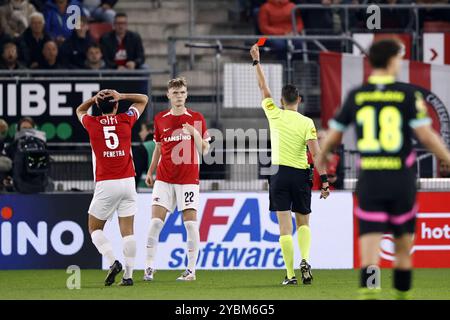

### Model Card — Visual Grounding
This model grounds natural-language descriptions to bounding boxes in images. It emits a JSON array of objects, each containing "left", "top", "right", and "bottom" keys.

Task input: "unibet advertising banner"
[
  {"left": 0, "top": 79, "right": 148, "bottom": 142},
  {"left": 103, "top": 192, "right": 354, "bottom": 270}
]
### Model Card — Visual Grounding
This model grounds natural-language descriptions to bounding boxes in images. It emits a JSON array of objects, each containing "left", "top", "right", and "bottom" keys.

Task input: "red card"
[{"left": 256, "top": 37, "right": 267, "bottom": 47}]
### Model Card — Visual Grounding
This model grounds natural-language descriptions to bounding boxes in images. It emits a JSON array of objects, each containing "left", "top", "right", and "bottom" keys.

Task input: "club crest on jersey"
[{"left": 126, "top": 110, "right": 134, "bottom": 117}]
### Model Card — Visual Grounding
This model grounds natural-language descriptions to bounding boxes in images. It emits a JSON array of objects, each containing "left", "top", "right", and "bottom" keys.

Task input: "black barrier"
[
  {"left": 0, "top": 193, "right": 100, "bottom": 269},
  {"left": 0, "top": 78, "right": 148, "bottom": 142}
]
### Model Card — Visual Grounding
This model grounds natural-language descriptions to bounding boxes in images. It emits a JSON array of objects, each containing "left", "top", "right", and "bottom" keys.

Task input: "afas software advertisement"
[
  {"left": 103, "top": 192, "right": 354, "bottom": 270},
  {"left": 0, "top": 192, "right": 449, "bottom": 270}
]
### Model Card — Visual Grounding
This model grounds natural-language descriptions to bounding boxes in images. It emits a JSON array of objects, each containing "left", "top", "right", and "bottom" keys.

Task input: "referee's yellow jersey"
[{"left": 262, "top": 97, "right": 317, "bottom": 170}]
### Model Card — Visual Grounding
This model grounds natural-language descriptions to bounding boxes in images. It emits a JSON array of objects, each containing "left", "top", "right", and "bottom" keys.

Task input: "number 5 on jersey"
[{"left": 104, "top": 126, "right": 119, "bottom": 150}]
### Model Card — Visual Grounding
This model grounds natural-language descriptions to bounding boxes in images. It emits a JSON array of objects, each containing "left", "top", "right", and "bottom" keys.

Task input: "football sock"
[
  {"left": 297, "top": 225, "right": 311, "bottom": 262},
  {"left": 122, "top": 235, "right": 136, "bottom": 279},
  {"left": 146, "top": 218, "right": 164, "bottom": 269},
  {"left": 184, "top": 220, "right": 200, "bottom": 273},
  {"left": 358, "top": 266, "right": 382, "bottom": 300},
  {"left": 279, "top": 234, "right": 295, "bottom": 279},
  {"left": 91, "top": 229, "right": 115, "bottom": 266},
  {"left": 394, "top": 269, "right": 412, "bottom": 299}
]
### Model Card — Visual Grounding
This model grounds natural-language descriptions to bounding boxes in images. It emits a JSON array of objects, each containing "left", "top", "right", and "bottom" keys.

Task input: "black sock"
[
  {"left": 394, "top": 269, "right": 412, "bottom": 292},
  {"left": 360, "top": 266, "right": 375, "bottom": 288}
]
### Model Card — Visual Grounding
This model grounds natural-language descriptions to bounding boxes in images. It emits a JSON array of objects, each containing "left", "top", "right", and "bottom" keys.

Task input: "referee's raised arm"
[{"left": 250, "top": 44, "right": 272, "bottom": 100}]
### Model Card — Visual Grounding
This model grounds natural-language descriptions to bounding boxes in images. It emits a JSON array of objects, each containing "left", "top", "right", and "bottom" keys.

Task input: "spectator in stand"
[
  {"left": 29, "top": 0, "right": 45, "bottom": 11},
  {"left": 0, "top": 0, "right": 37, "bottom": 38},
  {"left": 299, "top": 0, "right": 334, "bottom": 34},
  {"left": 375, "top": 0, "right": 414, "bottom": 31},
  {"left": 100, "top": 12, "right": 146, "bottom": 69},
  {"left": 133, "top": 122, "right": 155, "bottom": 187},
  {"left": 60, "top": 15, "right": 94, "bottom": 68},
  {"left": 44, "top": 0, "right": 84, "bottom": 45},
  {"left": 258, "top": 0, "right": 304, "bottom": 59},
  {"left": 84, "top": 43, "right": 106, "bottom": 69},
  {"left": 18, "top": 12, "right": 52, "bottom": 68},
  {"left": 0, "top": 41, "right": 25, "bottom": 69},
  {"left": 38, "top": 39, "right": 64, "bottom": 69},
  {"left": 0, "top": 24, "right": 13, "bottom": 53},
  {"left": 5, "top": 116, "right": 36, "bottom": 161},
  {"left": 440, "top": 161, "right": 450, "bottom": 178},
  {"left": 296, "top": 0, "right": 349, "bottom": 52},
  {"left": 83, "top": 0, "right": 116, "bottom": 23},
  {"left": 91, "top": 0, "right": 117, "bottom": 23},
  {"left": 235, "top": 0, "right": 265, "bottom": 23},
  {"left": 0, "top": 118, "right": 13, "bottom": 192},
  {"left": 417, "top": 0, "right": 450, "bottom": 30}
]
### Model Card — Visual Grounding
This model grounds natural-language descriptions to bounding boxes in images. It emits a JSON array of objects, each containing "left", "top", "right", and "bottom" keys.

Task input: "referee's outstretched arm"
[{"left": 250, "top": 44, "right": 272, "bottom": 100}]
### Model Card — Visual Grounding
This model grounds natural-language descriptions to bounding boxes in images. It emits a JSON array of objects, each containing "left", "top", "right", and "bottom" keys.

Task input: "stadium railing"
[
  {"left": 167, "top": 34, "right": 366, "bottom": 123},
  {"left": 41, "top": 146, "right": 450, "bottom": 193},
  {"left": 291, "top": 3, "right": 450, "bottom": 61}
]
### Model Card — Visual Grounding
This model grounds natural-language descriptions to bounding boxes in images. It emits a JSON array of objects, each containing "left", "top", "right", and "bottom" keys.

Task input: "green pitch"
[{"left": 0, "top": 269, "right": 449, "bottom": 300}]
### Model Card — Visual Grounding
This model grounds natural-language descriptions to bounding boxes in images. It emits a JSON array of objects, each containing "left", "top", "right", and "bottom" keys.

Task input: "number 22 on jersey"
[{"left": 356, "top": 105, "right": 403, "bottom": 153}]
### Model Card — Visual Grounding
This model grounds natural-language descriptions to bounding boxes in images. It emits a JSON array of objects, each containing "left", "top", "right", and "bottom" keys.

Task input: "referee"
[
  {"left": 319, "top": 39, "right": 450, "bottom": 299},
  {"left": 250, "top": 44, "right": 330, "bottom": 285}
]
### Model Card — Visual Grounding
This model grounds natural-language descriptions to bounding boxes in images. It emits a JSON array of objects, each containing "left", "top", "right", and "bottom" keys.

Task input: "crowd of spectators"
[
  {"left": 233, "top": 0, "right": 450, "bottom": 58},
  {"left": 237, "top": 0, "right": 450, "bottom": 35},
  {"left": 0, "top": 0, "right": 146, "bottom": 71}
]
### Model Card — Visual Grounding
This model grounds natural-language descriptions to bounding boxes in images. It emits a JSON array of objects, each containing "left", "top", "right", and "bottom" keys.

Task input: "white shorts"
[
  {"left": 152, "top": 180, "right": 200, "bottom": 212},
  {"left": 88, "top": 177, "right": 137, "bottom": 221}
]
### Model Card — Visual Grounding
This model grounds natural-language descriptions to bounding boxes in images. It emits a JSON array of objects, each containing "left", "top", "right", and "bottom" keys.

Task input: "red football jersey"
[
  {"left": 81, "top": 107, "right": 140, "bottom": 182},
  {"left": 154, "top": 108, "right": 209, "bottom": 185}
]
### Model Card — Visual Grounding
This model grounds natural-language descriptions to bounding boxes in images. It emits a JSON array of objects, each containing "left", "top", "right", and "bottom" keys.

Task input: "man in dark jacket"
[
  {"left": 18, "top": 11, "right": 51, "bottom": 68},
  {"left": 60, "top": 15, "right": 94, "bottom": 68},
  {"left": 0, "top": 41, "right": 25, "bottom": 70},
  {"left": 99, "top": 12, "right": 145, "bottom": 69},
  {"left": 38, "top": 39, "right": 65, "bottom": 69}
]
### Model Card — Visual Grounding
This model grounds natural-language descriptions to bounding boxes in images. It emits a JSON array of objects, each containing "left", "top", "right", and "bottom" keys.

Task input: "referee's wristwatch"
[{"left": 252, "top": 60, "right": 260, "bottom": 66}]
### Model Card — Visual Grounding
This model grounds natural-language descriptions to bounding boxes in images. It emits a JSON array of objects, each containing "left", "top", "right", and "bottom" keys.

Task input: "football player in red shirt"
[
  {"left": 144, "top": 77, "right": 210, "bottom": 281},
  {"left": 76, "top": 89, "right": 148, "bottom": 286}
]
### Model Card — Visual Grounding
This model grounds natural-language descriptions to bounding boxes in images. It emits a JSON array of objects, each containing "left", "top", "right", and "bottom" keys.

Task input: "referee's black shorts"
[
  {"left": 269, "top": 165, "right": 312, "bottom": 214},
  {"left": 356, "top": 170, "right": 417, "bottom": 238}
]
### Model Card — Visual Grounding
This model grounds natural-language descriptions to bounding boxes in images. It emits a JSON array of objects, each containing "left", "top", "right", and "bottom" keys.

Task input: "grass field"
[{"left": 0, "top": 269, "right": 449, "bottom": 300}]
